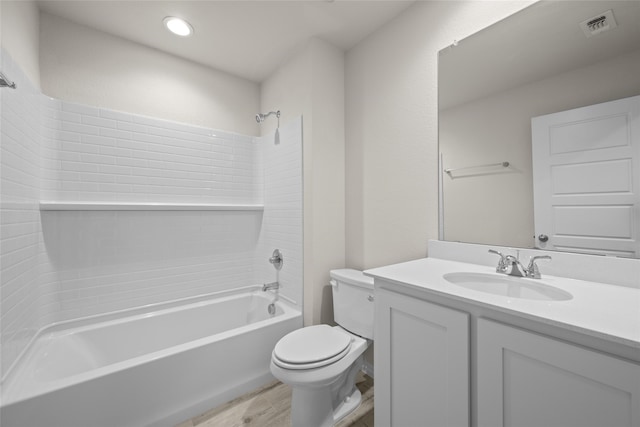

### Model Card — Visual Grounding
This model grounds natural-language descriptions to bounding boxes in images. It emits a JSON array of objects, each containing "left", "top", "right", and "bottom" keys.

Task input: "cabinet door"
[
  {"left": 375, "top": 287, "right": 469, "bottom": 427},
  {"left": 478, "top": 318, "right": 640, "bottom": 427}
]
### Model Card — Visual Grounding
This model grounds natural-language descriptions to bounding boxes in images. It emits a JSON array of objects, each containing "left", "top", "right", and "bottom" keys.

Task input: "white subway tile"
[
  {"left": 100, "top": 128, "right": 133, "bottom": 140},
  {"left": 61, "top": 161, "right": 99, "bottom": 173},
  {"left": 54, "top": 130, "right": 81, "bottom": 142},
  {"left": 117, "top": 157, "right": 148, "bottom": 168},
  {"left": 80, "top": 172, "right": 116, "bottom": 184},
  {"left": 99, "top": 108, "right": 131, "bottom": 122},
  {"left": 82, "top": 115, "right": 117, "bottom": 129},
  {"left": 81, "top": 134, "right": 117, "bottom": 147},
  {"left": 61, "top": 141, "right": 100, "bottom": 154},
  {"left": 62, "top": 102, "right": 100, "bottom": 117},
  {"left": 80, "top": 153, "right": 117, "bottom": 165},
  {"left": 117, "top": 121, "right": 148, "bottom": 133},
  {"left": 98, "top": 164, "right": 131, "bottom": 175},
  {"left": 62, "top": 121, "right": 101, "bottom": 136}
]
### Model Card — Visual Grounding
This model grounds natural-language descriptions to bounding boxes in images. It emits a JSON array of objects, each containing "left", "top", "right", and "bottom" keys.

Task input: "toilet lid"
[{"left": 273, "top": 325, "right": 352, "bottom": 369}]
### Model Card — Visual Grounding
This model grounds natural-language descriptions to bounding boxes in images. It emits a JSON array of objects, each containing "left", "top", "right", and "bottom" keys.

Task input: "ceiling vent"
[{"left": 579, "top": 10, "right": 617, "bottom": 38}]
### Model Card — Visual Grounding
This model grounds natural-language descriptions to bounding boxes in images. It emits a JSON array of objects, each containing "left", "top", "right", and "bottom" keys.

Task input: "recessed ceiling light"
[{"left": 163, "top": 17, "right": 193, "bottom": 37}]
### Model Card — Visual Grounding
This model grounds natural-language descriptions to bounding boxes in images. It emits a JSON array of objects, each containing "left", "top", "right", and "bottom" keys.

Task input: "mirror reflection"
[{"left": 438, "top": 0, "right": 640, "bottom": 258}]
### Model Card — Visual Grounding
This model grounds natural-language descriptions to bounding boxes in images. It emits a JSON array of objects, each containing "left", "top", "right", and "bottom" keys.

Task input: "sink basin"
[{"left": 443, "top": 272, "right": 572, "bottom": 301}]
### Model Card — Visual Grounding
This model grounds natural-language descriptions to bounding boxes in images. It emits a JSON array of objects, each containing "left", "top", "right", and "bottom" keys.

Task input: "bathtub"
[{"left": 0, "top": 287, "right": 301, "bottom": 427}]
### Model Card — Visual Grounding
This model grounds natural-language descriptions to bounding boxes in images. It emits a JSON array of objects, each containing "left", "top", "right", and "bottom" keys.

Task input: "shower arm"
[
  {"left": 256, "top": 110, "right": 281, "bottom": 126},
  {"left": 263, "top": 111, "right": 280, "bottom": 120}
]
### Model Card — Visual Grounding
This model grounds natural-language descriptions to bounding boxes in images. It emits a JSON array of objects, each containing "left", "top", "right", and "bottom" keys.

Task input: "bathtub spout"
[{"left": 262, "top": 281, "right": 279, "bottom": 292}]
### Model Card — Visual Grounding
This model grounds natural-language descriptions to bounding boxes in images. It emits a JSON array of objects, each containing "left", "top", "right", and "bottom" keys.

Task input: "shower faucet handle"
[{"left": 269, "top": 249, "right": 283, "bottom": 270}]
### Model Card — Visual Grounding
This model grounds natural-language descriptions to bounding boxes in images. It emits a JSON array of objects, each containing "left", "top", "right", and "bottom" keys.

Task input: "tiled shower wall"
[
  {"left": 37, "top": 94, "right": 265, "bottom": 325},
  {"left": 0, "top": 50, "right": 44, "bottom": 377},
  {"left": 40, "top": 99, "right": 261, "bottom": 204},
  {"left": 254, "top": 118, "right": 304, "bottom": 307},
  {"left": 0, "top": 49, "right": 303, "bottom": 379}
]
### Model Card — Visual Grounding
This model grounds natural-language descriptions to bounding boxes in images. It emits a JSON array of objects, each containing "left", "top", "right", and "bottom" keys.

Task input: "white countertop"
[{"left": 365, "top": 257, "right": 640, "bottom": 349}]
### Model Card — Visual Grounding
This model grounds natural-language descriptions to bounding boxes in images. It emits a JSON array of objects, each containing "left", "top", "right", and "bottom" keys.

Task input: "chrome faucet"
[
  {"left": 504, "top": 254, "right": 527, "bottom": 277},
  {"left": 262, "top": 281, "right": 279, "bottom": 292},
  {"left": 489, "top": 250, "right": 551, "bottom": 279}
]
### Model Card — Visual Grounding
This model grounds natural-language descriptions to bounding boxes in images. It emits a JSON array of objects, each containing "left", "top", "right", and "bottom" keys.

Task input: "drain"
[{"left": 268, "top": 303, "right": 276, "bottom": 315}]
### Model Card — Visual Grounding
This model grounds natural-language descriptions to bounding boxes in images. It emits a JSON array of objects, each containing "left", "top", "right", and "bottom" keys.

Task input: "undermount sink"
[{"left": 443, "top": 272, "right": 573, "bottom": 301}]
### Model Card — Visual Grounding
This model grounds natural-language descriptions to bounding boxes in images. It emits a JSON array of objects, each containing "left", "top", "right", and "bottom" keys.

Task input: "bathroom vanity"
[{"left": 366, "top": 241, "right": 640, "bottom": 427}]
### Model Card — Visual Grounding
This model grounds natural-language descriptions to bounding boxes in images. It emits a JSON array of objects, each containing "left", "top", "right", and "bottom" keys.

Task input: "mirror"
[{"left": 438, "top": 0, "right": 640, "bottom": 258}]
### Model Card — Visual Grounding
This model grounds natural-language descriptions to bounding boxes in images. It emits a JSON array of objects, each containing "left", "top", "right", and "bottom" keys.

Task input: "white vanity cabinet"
[
  {"left": 477, "top": 319, "right": 640, "bottom": 427},
  {"left": 375, "top": 287, "right": 470, "bottom": 427},
  {"left": 373, "top": 279, "right": 640, "bottom": 427}
]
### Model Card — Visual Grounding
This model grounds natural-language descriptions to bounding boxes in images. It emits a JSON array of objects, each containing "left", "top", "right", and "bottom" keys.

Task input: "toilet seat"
[{"left": 272, "top": 325, "right": 352, "bottom": 370}]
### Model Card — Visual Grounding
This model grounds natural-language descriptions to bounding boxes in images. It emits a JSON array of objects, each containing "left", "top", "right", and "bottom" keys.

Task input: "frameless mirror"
[{"left": 438, "top": 0, "right": 640, "bottom": 258}]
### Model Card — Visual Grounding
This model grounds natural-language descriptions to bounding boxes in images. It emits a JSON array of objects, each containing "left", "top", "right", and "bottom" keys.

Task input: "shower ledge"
[{"left": 39, "top": 201, "right": 264, "bottom": 211}]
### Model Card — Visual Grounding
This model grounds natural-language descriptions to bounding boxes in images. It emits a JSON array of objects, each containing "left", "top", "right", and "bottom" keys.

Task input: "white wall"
[
  {"left": 261, "top": 38, "right": 345, "bottom": 326},
  {"left": 39, "top": 12, "right": 260, "bottom": 136},
  {"left": 345, "top": 1, "right": 534, "bottom": 270},
  {"left": 0, "top": 0, "right": 40, "bottom": 88}
]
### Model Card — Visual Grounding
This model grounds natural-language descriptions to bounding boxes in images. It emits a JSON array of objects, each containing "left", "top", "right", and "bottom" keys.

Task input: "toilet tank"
[{"left": 330, "top": 269, "right": 375, "bottom": 340}]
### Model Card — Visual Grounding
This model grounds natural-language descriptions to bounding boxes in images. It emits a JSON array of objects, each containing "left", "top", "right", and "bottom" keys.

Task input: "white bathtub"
[{"left": 0, "top": 288, "right": 301, "bottom": 427}]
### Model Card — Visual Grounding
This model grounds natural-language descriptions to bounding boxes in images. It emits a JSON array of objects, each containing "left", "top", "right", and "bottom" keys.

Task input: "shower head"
[{"left": 256, "top": 110, "right": 280, "bottom": 124}]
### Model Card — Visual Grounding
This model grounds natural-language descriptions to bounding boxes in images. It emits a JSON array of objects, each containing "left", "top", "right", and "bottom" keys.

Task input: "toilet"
[{"left": 270, "top": 269, "right": 374, "bottom": 427}]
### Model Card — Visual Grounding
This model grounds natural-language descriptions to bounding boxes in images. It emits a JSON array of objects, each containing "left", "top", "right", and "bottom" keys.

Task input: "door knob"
[{"left": 538, "top": 234, "right": 549, "bottom": 242}]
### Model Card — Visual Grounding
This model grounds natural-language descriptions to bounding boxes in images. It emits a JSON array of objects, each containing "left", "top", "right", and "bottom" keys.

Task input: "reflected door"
[{"left": 531, "top": 95, "right": 640, "bottom": 257}]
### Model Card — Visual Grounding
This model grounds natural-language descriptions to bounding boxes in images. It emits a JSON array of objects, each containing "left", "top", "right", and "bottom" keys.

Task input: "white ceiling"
[
  {"left": 439, "top": 0, "right": 640, "bottom": 109},
  {"left": 37, "top": 0, "right": 415, "bottom": 83}
]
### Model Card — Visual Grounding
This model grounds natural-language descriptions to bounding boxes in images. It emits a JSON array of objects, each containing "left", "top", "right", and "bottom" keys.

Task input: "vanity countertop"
[{"left": 365, "top": 257, "right": 640, "bottom": 349}]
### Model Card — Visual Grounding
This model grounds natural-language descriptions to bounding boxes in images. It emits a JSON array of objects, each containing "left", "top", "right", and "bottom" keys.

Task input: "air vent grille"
[{"left": 579, "top": 10, "right": 617, "bottom": 38}]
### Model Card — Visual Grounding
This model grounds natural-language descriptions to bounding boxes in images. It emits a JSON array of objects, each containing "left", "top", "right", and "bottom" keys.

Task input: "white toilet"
[{"left": 270, "top": 269, "right": 374, "bottom": 427}]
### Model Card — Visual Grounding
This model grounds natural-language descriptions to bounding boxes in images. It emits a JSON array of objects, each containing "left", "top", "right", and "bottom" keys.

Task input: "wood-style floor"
[{"left": 176, "top": 373, "right": 374, "bottom": 427}]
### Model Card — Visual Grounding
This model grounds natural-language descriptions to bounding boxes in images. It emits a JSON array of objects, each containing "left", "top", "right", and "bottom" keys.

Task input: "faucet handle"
[
  {"left": 488, "top": 249, "right": 508, "bottom": 273},
  {"left": 527, "top": 255, "right": 552, "bottom": 279},
  {"left": 269, "top": 249, "right": 283, "bottom": 270}
]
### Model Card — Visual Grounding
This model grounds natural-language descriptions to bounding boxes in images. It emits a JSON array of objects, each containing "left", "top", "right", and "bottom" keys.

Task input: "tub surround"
[{"left": 1, "top": 49, "right": 303, "bottom": 418}]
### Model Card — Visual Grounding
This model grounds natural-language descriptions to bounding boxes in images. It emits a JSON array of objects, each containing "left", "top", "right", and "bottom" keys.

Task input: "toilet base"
[
  {"left": 290, "top": 385, "right": 362, "bottom": 427},
  {"left": 333, "top": 387, "right": 362, "bottom": 423},
  {"left": 289, "top": 354, "right": 365, "bottom": 427}
]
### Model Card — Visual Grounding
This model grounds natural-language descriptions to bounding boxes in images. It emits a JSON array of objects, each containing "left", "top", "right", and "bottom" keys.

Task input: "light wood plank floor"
[{"left": 176, "top": 373, "right": 374, "bottom": 427}]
